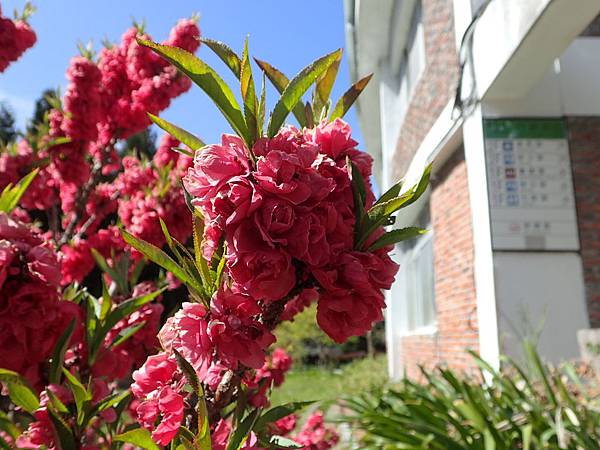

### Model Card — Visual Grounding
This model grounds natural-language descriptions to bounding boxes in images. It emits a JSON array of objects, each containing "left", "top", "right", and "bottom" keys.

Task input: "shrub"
[{"left": 342, "top": 341, "right": 600, "bottom": 449}]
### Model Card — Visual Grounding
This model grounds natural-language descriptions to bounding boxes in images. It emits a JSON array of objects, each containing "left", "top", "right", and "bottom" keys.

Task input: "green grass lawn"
[{"left": 270, "top": 354, "right": 389, "bottom": 406}]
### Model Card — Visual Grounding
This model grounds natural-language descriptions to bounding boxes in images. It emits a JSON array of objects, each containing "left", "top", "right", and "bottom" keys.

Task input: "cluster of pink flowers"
[
  {"left": 183, "top": 119, "right": 397, "bottom": 343},
  {"left": 294, "top": 412, "right": 340, "bottom": 450},
  {"left": 0, "top": 2, "right": 36, "bottom": 72},
  {"left": 245, "top": 348, "right": 293, "bottom": 408},
  {"left": 0, "top": 213, "right": 79, "bottom": 388}
]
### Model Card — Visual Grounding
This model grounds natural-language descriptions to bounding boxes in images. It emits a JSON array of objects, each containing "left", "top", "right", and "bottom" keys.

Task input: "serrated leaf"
[
  {"left": 138, "top": 39, "right": 249, "bottom": 145},
  {"left": 48, "top": 318, "right": 76, "bottom": 384},
  {"left": 173, "top": 350, "right": 201, "bottom": 397},
  {"left": 148, "top": 113, "right": 205, "bottom": 151},
  {"left": 267, "top": 48, "right": 342, "bottom": 137},
  {"left": 122, "top": 230, "right": 203, "bottom": 294},
  {"left": 114, "top": 428, "right": 160, "bottom": 450},
  {"left": 359, "top": 164, "right": 431, "bottom": 248},
  {"left": 201, "top": 38, "right": 242, "bottom": 78},
  {"left": 62, "top": 368, "right": 91, "bottom": 426},
  {"left": 241, "top": 37, "right": 258, "bottom": 144},
  {"left": 91, "top": 248, "right": 127, "bottom": 294},
  {"left": 110, "top": 322, "right": 146, "bottom": 349},
  {"left": 47, "top": 406, "right": 76, "bottom": 450},
  {"left": 254, "top": 59, "right": 306, "bottom": 128},
  {"left": 254, "top": 401, "right": 313, "bottom": 432},
  {"left": 374, "top": 180, "right": 404, "bottom": 207},
  {"left": 0, "top": 369, "right": 39, "bottom": 413},
  {"left": 227, "top": 408, "right": 261, "bottom": 450},
  {"left": 257, "top": 73, "right": 267, "bottom": 137},
  {"left": 313, "top": 52, "right": 341, "bottom": 119},
  {"left": 330, "top": 73, "right": 373, "bottom": 121},
  {"left": 368, "top": 227, "right": 428, "bottom": 251},
  {"left": 0, "top": 169, "right": 38, "bottom": 213}
]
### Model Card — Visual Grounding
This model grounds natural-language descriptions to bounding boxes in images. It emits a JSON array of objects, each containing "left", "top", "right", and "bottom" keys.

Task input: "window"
[{"left": 390, "top": 204, "right": 436, "bottom": 335}]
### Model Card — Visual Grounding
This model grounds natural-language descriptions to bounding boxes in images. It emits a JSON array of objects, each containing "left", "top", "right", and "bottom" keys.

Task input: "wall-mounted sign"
[{"left": 483, "top": 119, "right": 579, "bottom": 251}]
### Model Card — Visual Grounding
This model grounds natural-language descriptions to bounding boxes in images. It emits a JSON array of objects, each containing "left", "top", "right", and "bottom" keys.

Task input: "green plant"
[{"left": 342, "top": 342, "right": 600, "bottom": 449}]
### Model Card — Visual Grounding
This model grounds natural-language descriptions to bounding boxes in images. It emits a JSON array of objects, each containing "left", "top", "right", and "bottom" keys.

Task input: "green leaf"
[
  {"left": 122, "top": 230, "right": 203, "bottom": 294},
  {"left": 48, "top": 318, "right": 76, "bottom": 384},
  {"left": 110, "top": 322, "right": 146, "bottom": 348},
  {"left": 91, "top": 248, "right": 127, "bottom": 294},
  {"left": 114, "top": 428, "right": 160, "bottom": 450},
  {"left": 359, "top": 164, "right": 431, "bottom": 248},
  {"left": 227, "top": 408, "right": 261, "bottom": 450},
  {"left": 173, "top": 350, "right": 201, "bottom": 397},
  {"left": 374, "top": 180, "right": 404, "bottom": 207},
  {"left": 313, "top": 52, "right": 342, "bottom": 119},
  {"left": 201, "top": 38, "right": 242, "bottom": 78},
  {"left": 46, "top": 389, "right": 69, "bottom": 414},
  {"left": 367, "top": 227, "right": 428, "bottom": 251},
  {"left": 8, "top": 384, "right": 40, "bottom": 414},
  {"left": 267, "top": 48, "right": 342, "bottom": 137},
  {"left": 254, "top": 402, "right": 313, "bottom": 432},
  {"left": 329, "top": 73, "right": 373, "bottom": 121},
  {"left": 0, "top": 169, "right": 39, "bottom": 213},
  {"left": 138, "top": 39, "right": 249, "bottom": 144},
  {"left": 62, "top": 368, "right": 91, "bottom": 426},
  {"left": 257, "top": 73, "right": 267, "bottom": 137},
  {"left": 0, "top": 368, "right": 39, "bottom": 413},
  {"left": 254, "top": 58, "right": 306, "bottom": 128},
  {"left": 148, "top": 113, "right": 205, "bottom": 151},
  {"left": 347, "top": 158, "right": 366, "bottom": 244},
  {"left": 95, "top": 391, "right": 130, "bottom": 413},
  {"left": 241, "top": 37, "right": 258, "bottom": 144},
  {"left": 47, "top": 406, "right": 76, "bottom": 450}
]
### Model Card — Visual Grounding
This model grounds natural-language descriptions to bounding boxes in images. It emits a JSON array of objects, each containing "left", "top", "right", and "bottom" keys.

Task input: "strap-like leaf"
[
  {"left": 313, "top": 52, "right": 342, "bottom": 119},
  {"left": 0, "top": 369, "right": 39, "bottom": 413},
  {"left": 62, "top": 368, "right": 91, "bottom": 426},
  {"left": 148, "top": 113, "right": 205, "bottom": 151},
  {"left": 0, "top": 169, "right": 39, "bottom": 213},
  {"left": 330, "top": 73, "right": 373, "bottom": 121},
  {"left": 114, "top": 428, "right": 160, "bottom": 450},
  {"left": 257, "top": 73, "right": 267, "bottom": 137},
  {"left": 47, "top": 406, "right": 76, "bottom": 450},
  {"left": 240, "top": 38, "right": 258, "bottom": 144},
  {"left": 122, "top": 230, "right": 204, "bottom": 294},
  {"left": 254, "top": 401, "right": 313, "bottom": 431},
  {"left": 48, "top": 318, "right": 76, "bottom": 384},
  {"left": 201, "top": 38, "right": 242, "bottom": 77},
  {"left": 367, "top": 227, "right": 428, "bottom": 251},
  {"left": 267, "top": 436, "right": 303, "bottom": 449},
  {"left": 267, "top": 48, "right": 342, "bottom": 137},
  {"left": 138, "top": 39, "right": 250, "bottom": 144},
  {"left": 254, "top": 58, "right": 306, "bottom": 128},
  {"left": 374, "top": 180, "right": 404, "bottom": 207},
  {"left": 227, "top": 408, "right": 261, "bottom": 450}
]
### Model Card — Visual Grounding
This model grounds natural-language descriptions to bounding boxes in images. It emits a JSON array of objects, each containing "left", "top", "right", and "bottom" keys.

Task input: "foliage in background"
[
  {"left": 276, "top": 304, "right": 385, "bottom": 366},
  {"left": 343, "top": 342, "right": 600, "bottom": 450}
]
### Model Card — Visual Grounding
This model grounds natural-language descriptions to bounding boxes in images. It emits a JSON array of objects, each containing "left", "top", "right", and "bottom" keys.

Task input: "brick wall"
[
  {"left": 399, "top": 148, "right": 479, "bottom": 378},
  {"left": 567, "top": 117, "right": 600, "bottom": 327},
  {"left": 391, "top": 0, "right": 459, "bottom": 181}
]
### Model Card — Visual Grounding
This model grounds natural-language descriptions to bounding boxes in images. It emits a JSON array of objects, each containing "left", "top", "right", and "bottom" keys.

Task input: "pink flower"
[
  {"left": 159, "top": 302, "right": 213, "bottom": 378},
  {"left": 227, "top": 220, "right": 295, "bottom": 302},
  {"left": 254, "top": 147, "right": 333, "bottom": 206},
  {"left": 0, "top": 213, "right": 79, "bottom": 388},
  {"left": 131, "top": 352, "right": 184, "bottom": 446},
  {"left": 308, "top": 118, "right": 358, "bottom": 160},
  {"left": 316, "top": 289, "right": 384, "bottom": 343},
  {"left": 209, "top": 287, "right": 275, "bottom": 369},
  {"left": 183, "top": 134, "right": 251, "bottom": 212},
  {"left": 294, "top": 412, "right": 339, "bottom": 450}
]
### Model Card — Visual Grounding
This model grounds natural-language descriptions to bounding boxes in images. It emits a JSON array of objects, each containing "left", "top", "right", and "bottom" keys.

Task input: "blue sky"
[{"left": 0, "top": 0, "right": 363, "bottom": 146}]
